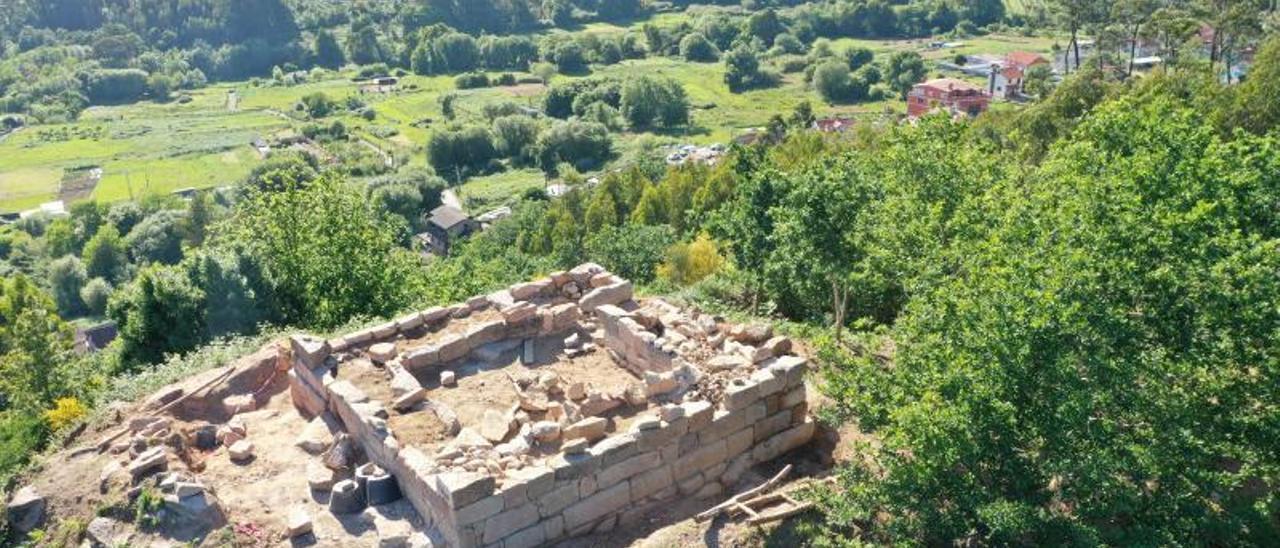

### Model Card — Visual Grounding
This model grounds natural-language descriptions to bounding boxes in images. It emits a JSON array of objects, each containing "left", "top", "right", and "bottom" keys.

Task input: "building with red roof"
[{"left": 907, "top": 78, "right": 990, "bottom": 118}]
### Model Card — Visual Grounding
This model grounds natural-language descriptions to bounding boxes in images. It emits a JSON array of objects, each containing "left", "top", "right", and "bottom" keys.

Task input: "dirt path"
[{"left": 441, "top": 188, "right": 462, "bottom": 210}]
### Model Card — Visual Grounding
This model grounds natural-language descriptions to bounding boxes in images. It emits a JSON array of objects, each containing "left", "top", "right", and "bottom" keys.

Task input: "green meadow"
[{"left": 0, "top": 29, "right": 1061, "bottom": 213}]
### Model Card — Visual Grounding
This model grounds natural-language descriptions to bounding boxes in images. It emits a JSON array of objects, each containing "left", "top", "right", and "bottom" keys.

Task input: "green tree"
[
  {"left": 185, "top": 190, "right": 213, "bottom": 246},
  {"left": 125, "top": 209, "right": 185, "bottom": 265},
  {"left": 630, "top": 185, "right": 668, "bottom": 225},
  {"left": 584, "top": 188, "right": 621, "bottom": 231},
  {"left": 585, "top": 224, "right": 675, "bottom": 283},
  {"left": 79, "top": 277, "right": 112, "bottom": 316},
  {"left": 299, "top": 92, "right": 336, "bottom": 118},
  {"left": 724, "top": 45, "right": 763, "bottom": 91},
  {"left": 81, "top": 225, "right": 127, "bottom": 282},
  {"left": 0, "top": 276, "right": 75, "bottom": 413},
  {"left": 884, "top": 51, "right": 927, "bottom": 98},
  {"left": 679, "top": 32, "right": 718, "bottom": 62},
  {"left": 1231, "top": 35, "right": 1280, "bottom": 134},
  {"left": 619, "top": 75, "right": 689, "bottom": 129},
  {"left": 221, "top": 174, "right": 421, "bottom": 328},
  {"left": 47, "top": 255, "right": 86, "bottom": 317},
  {"left": 314, "top": 30, "right": 345, "bottom": 69},
  {"left": 816, "top": 93, "right": 1280, "bottom": 546},
  {"left": 710, "top": 153, "right": 778, "bottom": 312},
  {"left": 110, "top": 264, "right": 205, "bottom": 365}
]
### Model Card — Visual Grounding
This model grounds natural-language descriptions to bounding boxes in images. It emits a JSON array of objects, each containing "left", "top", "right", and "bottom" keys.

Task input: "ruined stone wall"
[{"left": 285, "top": 264, "right": 813, "bottom": 548}]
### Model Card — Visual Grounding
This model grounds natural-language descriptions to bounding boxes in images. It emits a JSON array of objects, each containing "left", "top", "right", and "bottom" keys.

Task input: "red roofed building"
[
  {"left": 996, "top": 51, "right": 1049, "bottom": 98},
  {"left": 907, "top": 78, "right": 990, "bottom": 118}
]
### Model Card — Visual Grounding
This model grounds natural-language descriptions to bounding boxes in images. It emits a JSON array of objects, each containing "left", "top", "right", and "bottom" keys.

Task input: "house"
[
  {"left": 813, "top": 117, "right": 855, "bottom": 133},
  {"left": 907, "top": 78, "right": 990, "bottom": 118},
  {"left": 19, "top": 200, "right": 68, "bottom": 219},
  {"left": 418, "top": 205, "right": 478, "bottom": 256},
  {"left": 992, "top": 51, "right": 1049, "bottom": 98},
  {"left": 74, "top": 322, "right": 118, "bottom": 354}
]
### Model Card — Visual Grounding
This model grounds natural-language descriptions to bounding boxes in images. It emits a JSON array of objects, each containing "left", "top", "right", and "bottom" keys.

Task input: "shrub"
[
  {"left": 658, "top": 233, "right": 724, "bottom": 286},
  {"left": 679, "top": 33, "right": 719, "bottom": 62},
  {"left": 43, "top": 397, "right": 87, "bottom": 431},
  {"left": 455, "top": 72, "right": 490, "bottom": 89},
  {"left": 81, "top": 278, "right": 113, "bottom": 316}
]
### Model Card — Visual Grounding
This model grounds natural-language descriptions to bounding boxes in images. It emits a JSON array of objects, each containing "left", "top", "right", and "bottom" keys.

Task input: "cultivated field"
[{"left": 0, "top": 27, "right": 1062, "bottom": 213}]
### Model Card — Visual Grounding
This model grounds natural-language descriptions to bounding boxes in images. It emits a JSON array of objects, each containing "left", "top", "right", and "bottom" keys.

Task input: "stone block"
[
  {"left": 745, "top": 402, "right": 768, "bottom": 424},
  {"left": 128, "top": 447, "right": 168, "bottom": 479},
  {"left": 568, "top": 263, "right": 606, "bottom": 285},
  {"left": 752, "top": 367, "right": 786, "bottom": 398},
  {"left": 781, "top": 385, "right": 806, "bottom": 409},
  {"left": 290, "top": 335, "right": 330, "bottom": 369},
  {"left": 464, "top": 320, "right": 507, "bottom": 348},
  {"left": 436, "top": 333, "right": 472, "bottom": 363},
  {"left": 723, "top": 378, "right": 758, "bottom": 411},
  {"left": 286, "top": 507, "right": 312, "bottom": 538},
  {"left": 767, "top": 355, "right": 808, "bottom": 388},
  {"left": 536, "top": 483, "right": 578, "bottom": 518},
  {"left": 562, "top": 480, "right": 630, "bottom": 532},
  {"left": 500, "top": 302, "right": 538, "bottom": 324},
  {"left": 436, "top": 472, "right": 496, "bottom": 509},
  {"left": 597, "top": 451, "right": 660, "bottom": 489},
  {"left": 403, "top": 345, "right": 439, "bottom": 369},
  {"left": 466, "top": 295, "right": 490, "bottom": 311},
  {"left": 589, "top": 433, "right": 638, "bottom": 468},
  {"left": 754, "top": 411, "right": 792, "bottom": 443},
  {"left": 562, "top": 417, "right": 607, "bottom": 443},
  {"left": 6, "top": 486, "right": 44, "bottom": 533},
  {"left": 457, "top": 494, "right": 503, "bottom": 527},
  {"left": 752, "top": 420, "right": 816, "bottom": 463},
  {"left": 289, "top": 370, "right": 327, "bottom": 417},
  {"left": 726, "top": 428, "right": 754, "bottom": 456},
  {"left": 720, "top": 454, "right": 752, "bottom": 486},
  {"left": 422, "top": 306, "right": 450, "bottom": 324},
  {"left": 328, "top": 380, "right": 369, "bottom": 405},
  {"left": 628, "top": 464, "right": 673, "bottom": 501},
  {"left": 509, "top": 280, "right": 552, "bottom": 301},
  {"left": 342, "top": 329, "right": 374, "bottom": 347},
  {"left": 543, "top": 516, "right": 565, "bottom": 542},
  {"left": 482, "top": 503, "right": 539, "bottom": 544},
  {"left": 672, "top": 439, "right": 726, "bottom": 481},
  {"left": 551, "top": 452, "right": 598, "bottom": 482},
  {"left": 368, "top": 342, "right": 398, "bottom": 363},
  {"left": 505, "top": 523, "right": 547, "bottom": 548},
  {"left": 371, "top": 321, "right": 398, "bottom": 339},
  {"left": 676, "top": 473, "right": 704, "bottom": 496},
  {"left": 682, "top": 401, "right": 714, "bottom": 432},
  {"left": 395, "top": 312, "right": 425, "bottom": 332},
  {"left": 579, "top": 281, "right": 634, "bottom": 312}
]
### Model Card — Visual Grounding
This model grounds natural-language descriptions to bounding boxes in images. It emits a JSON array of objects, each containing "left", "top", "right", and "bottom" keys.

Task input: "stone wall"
[{"left": 284, "top": 264, "right": 813, "bottom": 548}]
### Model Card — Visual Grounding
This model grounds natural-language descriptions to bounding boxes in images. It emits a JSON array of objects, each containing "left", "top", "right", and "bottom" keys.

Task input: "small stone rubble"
[{"left": 283, "top": 263, "right": 814, "bottom": 547}]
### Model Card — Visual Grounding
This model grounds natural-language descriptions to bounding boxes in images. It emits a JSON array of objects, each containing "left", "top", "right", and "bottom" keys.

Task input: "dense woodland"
[{"left": 2, "top": 0, "right": 1280, "bottom": 546}]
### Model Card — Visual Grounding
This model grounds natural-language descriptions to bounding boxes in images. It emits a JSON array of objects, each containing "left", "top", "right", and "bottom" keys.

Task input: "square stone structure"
[{"left": 287, "top": 263, "right": 813, "bottom": 547}]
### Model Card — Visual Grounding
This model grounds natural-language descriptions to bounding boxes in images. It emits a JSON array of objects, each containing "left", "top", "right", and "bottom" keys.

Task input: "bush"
[
  {"left": 81, "top": 278, "right": 113, "bottom": 316},
  {"left": 43, "top": 397, "right": 87, "bottom": 431},
  {"left": 679, "top": 33, "right": 719, "bottom": 62},
  {"left": 427, "top": 126, "right": 497, "bottom": 179},
  {"left": 535, "top": 120, "right": 612, "bottom": 173},
  {"left": 496, "top": 73, "right": 517, "bottom": 86},
  {"left": 586, "top": 224, "right": 676, "bottom": 283},
  {"left": 455, "top": 72, "right": 490, "bottom": 89},
  {"left": 0, "top": 414, "right": 48, "bottom": 485},
  {"left": 299, "top": 92, "right": 336, "bottom": 118},
  {"left": 658, "top": 233, "right": 724, "bottom": 286}
]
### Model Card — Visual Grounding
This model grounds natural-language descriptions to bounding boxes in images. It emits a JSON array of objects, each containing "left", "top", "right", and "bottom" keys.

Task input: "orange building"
[{"left": 906, "top": 78, "right": 990, "bottom": 118}]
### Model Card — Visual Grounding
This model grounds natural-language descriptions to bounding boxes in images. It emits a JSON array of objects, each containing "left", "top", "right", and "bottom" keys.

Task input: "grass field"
[
  {"left": 0, "top": 24, "right": 1060, "bottom": 213},
  {"left": 459, "top": 168, "right": 547, "bottom": 211}
]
